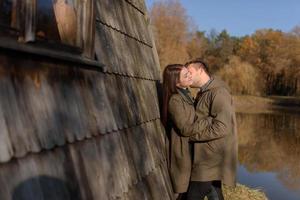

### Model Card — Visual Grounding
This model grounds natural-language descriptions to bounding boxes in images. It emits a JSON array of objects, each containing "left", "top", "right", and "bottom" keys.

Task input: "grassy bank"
[
  {"left": 234, "top": 95, "right": 300, "bottom": 113},
  {"left": 202, "top": 184, "right": 268, "bottom": 200},
  {"left": 223, "top": 184, "right": 268, "bottom": 200}
]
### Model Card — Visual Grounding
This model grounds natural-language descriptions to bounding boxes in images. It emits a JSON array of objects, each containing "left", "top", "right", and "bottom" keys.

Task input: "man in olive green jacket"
[
  {"left": 184, "top": 60, "right": 238, "bottom": 199},
  {"left": 168, "top": 88, "right": 213, "bottom": 194}
]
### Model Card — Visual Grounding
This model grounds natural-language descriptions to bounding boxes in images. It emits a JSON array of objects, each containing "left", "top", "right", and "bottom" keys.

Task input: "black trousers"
[{"left": 185, "top": 181, "right": 224, "bottom": 200}]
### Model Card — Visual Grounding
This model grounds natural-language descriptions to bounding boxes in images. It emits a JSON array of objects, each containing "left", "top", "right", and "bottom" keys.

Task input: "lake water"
[{"left": 236, "top": 111, "right": 300, "bottom": 200}]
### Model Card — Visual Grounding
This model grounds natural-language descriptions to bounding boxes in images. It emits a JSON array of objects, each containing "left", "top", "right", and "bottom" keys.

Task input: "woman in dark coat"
[{"left": 161, "top": 64, "right": 212, "bottom": 198}]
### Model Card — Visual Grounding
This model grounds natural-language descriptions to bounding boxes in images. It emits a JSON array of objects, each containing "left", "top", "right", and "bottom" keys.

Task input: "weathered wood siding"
[{"left": 0, "top": 0, "right": 173, "bottom": 199}]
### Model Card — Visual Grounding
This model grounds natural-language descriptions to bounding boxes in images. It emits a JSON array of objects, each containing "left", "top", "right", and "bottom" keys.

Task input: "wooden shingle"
[{"left": 0, "top": 0, "right": 173, "bottom": 199}]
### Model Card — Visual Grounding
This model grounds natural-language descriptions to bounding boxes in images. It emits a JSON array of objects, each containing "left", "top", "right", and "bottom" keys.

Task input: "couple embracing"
[{"left": 162, "top": 59, "right": 238, "bottom": 200}]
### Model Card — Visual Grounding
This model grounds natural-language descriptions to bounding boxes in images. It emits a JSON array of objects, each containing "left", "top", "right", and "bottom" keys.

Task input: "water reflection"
[{"left": 237, "top": 112, "right": 300, "bottom": 200}]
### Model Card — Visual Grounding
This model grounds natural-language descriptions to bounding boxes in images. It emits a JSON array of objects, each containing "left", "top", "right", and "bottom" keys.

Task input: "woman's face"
[{"left": 177, "top": 67, "right": 193, "bottom": 88}]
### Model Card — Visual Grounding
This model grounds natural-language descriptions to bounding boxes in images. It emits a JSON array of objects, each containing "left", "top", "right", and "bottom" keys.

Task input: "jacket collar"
[
  {"left": 199, "top": 77, "right": 214, "bottom": 93},
  {"left": 177, "top": 88, "right": 194, "bottom": 105},
  {"left": 200, "top": 76, "right": 230, "bottom": 93}
]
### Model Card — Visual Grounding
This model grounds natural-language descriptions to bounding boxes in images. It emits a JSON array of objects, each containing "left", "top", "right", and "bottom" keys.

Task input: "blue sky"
[{"left": 145, "top": 0, "right": 300, "bottom": 37}]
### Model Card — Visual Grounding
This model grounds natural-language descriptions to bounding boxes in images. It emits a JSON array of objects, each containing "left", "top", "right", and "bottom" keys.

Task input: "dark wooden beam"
[{"left": 0, "top": 38, "right": 106, "bottom": 71}]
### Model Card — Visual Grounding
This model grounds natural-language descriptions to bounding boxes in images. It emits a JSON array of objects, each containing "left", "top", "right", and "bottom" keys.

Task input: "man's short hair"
[{"left": 185, "top": 59, "right": 209, "bottom": 75}]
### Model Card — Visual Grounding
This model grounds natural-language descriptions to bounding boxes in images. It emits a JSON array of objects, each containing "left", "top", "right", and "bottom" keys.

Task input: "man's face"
[{"left": 187, "top": 64, "right": 201, "bottom": 87}]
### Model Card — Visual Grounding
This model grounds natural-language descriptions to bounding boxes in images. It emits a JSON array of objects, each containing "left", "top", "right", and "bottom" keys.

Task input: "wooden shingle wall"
[{"left": 0, "top": 0, "right": 173, "bottom": 199}]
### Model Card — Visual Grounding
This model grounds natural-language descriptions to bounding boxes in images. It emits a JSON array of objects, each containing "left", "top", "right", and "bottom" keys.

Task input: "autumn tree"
[
  {"left": 149, "top": 1, "right": 300, "bottom": 96},
  {"left": 186, "top": 31, "right": 209, "bottom": 61},
  {"left": 149, "top": 0, "right": 190, "bottom": 69},
  {"left": 217, "top": 56, "right": 260, "bottom": 95},
  {"left": 203, "top": 30, "right": 237, "bottom": 73},
  {"left": 237, "top": 29, "right": 300, "bottom": 95}
]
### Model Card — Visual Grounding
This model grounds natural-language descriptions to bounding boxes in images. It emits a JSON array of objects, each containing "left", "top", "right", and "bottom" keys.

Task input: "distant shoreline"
[{"left": 234, "top": 95, "right": 300, "bottom": 114}]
